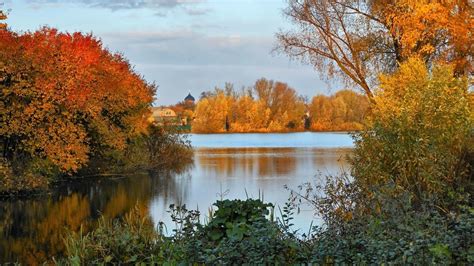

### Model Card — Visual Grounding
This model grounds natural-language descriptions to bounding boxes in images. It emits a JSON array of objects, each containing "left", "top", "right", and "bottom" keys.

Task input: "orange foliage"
[
  {"left": 279, "top": 0, "right": 473, "bottom": 101},
  {"left": 192, "top": 79, "right": 306, "bottom": 133},
  {"left": 0, "top": 28, "right": 155, "bottom": 175},
  {"left": 192, "top": 80, "right": 368, "bottom": 133},
  {"left": 0, "top": 9, "right": 6, "bottom": 30},
  {"left": 309, "top": 90, "right": 369, "bottom": 131},
  {"left": 378, "top": 0, "right": 474, "bottom": 76}
]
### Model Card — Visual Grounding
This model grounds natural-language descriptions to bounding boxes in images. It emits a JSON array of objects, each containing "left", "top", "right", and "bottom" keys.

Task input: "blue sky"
[{"left": 3, "top": 0, "right": 335, "bottom": 105}]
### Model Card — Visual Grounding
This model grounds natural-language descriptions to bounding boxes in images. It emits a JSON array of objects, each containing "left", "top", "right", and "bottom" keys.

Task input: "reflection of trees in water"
[
  {"left": 312, "top": 148, "right": 351, "bottom": 174},
  {"left": 0, "top": 193, "right": 92, "bottom": 264},
  {"left": 148, "top": 163, "right": 193, "bottom": 205},
  {"left": 197, "top": 148, "right": 297, "bottom": 178},
  {"left": 0, "top": 161, "right": 193, "bottom": 264},
  {"left": 257, "top": 150, "right": 296, "bottom": 177}
]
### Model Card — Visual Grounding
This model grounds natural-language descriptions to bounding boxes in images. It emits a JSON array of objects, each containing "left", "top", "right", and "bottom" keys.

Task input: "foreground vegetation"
[
  {"left": 65, "top": 59, "right": 474, "bottom": 264},
  {"left": 63, "top": 198, "right": 474, "bottom": 264}
]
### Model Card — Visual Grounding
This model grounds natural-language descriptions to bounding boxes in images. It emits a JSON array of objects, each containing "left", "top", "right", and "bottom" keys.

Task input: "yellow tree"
[
  {"left": 352, "top": 58, "right": 472, "bottom": 201},
  {"left": 278, "top": 0, "right": 473, "bottom": 102},
  {"left": 309, "top": 90, "right": 368, "bottom": 130},
  {"left": 309, "top": 95, "right": 332, "bottom": 130},
  {"left": 232, "top": 95, "right": 258, "bottom": 132},
  {"left": 192, "top": 92, "right": 230, "bottom": 133},
  {"left": 253, "top": 78, "right": 305, "bottom": 130}
]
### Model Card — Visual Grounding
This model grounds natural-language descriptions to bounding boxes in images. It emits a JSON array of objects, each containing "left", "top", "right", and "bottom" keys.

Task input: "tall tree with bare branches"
[{"left": 277, "top": 0, "right": 474, "bottom": 103}]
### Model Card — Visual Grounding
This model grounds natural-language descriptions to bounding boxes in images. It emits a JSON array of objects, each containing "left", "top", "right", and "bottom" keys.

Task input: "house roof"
[{"left": 150, "top": 107, "right": 177, "bottom": 118}]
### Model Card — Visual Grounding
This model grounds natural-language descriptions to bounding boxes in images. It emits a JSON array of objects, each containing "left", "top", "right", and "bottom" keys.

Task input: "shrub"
[
  {"left": 64, "top": 197, "right": 474, "bottom": 264},
  {"left": 0, "top": 158, "right": 50, "bottom": 194},
  {"left": 64, "top": 199, "right": 307, "bottom": 265},
  {"left": 351, "top": 58, "right": 473, "bottom": 205},
  {"left": 64, "top": 205, "right": 165, "bottom": 264},
  {"left": 121, "top": 124, "right": 193, "bottom": 173},
  {"left": 308, "top": 202, "right": 474, "bottom": 264},
  {"left": 71, "top": 123, "right": 193, "bottom": 180},
  {"left": 285, "top": 58, "right": 474, "bottom": 264}
]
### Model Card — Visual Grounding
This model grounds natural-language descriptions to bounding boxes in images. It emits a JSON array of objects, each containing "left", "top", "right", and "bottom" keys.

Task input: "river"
[{"left": 0, "top": 132, "right": 353, "bottom": 263}]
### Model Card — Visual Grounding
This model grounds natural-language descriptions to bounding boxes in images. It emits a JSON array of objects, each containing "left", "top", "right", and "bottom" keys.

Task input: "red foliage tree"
[{"left": 0, "top": 27, "right": 155, "bottom": 176}]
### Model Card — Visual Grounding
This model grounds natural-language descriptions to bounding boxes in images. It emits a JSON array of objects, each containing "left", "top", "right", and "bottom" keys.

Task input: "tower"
[{"left": 184, "top": 92, "right": 195, "bottom": 105}]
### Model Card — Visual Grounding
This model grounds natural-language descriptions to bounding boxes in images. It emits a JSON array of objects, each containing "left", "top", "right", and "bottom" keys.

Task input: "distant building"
[
  {"left": 149, "top": 107, "right": 179, "bottom": 125},
  {"left": 184, "top": 93, "right": 195, "bottom": 105}
]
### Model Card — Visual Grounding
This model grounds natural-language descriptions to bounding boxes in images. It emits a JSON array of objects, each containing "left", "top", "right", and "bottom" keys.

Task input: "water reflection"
[
  {"left": 0, "top": 170, "right": 190, "bottom": 264},
  {"left": 0, "top": 145, "right": 351, "bottom": 263},
  {"left": 197, "top": 148, "right": 297, "bottom": 177},
  {"left": 196, "top": 148, "right": 349, "bottom": 178},
  {"left": 149, "top": 147, "right": 351, "bottom": 235}
]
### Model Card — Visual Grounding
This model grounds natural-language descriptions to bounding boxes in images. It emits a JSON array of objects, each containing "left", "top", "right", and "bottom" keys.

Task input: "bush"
[
  {"left": 308, "top": 202, "right": 474, "bottom": 264},
  {"left": 351, "top": 58, "right": 473, "bottom": 205},
  {"left": 64, "top": 197, "right": 474, "bottom": 264},
  {"left": 122, "top": 124, "right": 194, "bottom": 173},
  {"left": 189, "top": 199, "right": 303, "bottom": 264},
  {"left": 62, "top": 124, "right": 193, "bottom": 182},
  {"left": 0, "top": 158, "right": 50, "bottom": 194},
  {"left": 64, "top": 205, "right": 167, "bottom": 264},
  {"left": 64, "top": 199, "right": 307, "bottom": 264}
]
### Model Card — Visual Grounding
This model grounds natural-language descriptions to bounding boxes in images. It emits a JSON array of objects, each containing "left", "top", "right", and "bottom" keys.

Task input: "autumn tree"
[
  {"left": 0, "top": 9, "right": 6, "bottom": 30},
  {"left": 192, "top": 90, "right": 231, "bottom": 133},
  {"left": 278, "top": 0, "right": 474, "bottom": 102},
  {"left": 253, "top": 78, "right": 306, "bottom": 130},
  {"left": 0, "top": 27, "right": 155, "bottom": 189},
  {"left": 231, "top": 94, "right": 271, "bottom": 132},
  {"left": 192, "top": 80, "right": 371, "bottom": 133},
  {"left": 309, "top": 89, "right": 368, "bottom": 130},
  {"left": 194, "top": 80, "right": 334, "bottom": 133}
]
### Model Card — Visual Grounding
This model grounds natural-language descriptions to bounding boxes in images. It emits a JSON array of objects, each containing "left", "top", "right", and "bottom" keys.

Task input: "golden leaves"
[
  {"left": 309, "top": 90, "right": 369, "bottom": 131},
  {"left": 192, "top": 79, "right": 306, "bottom": 133}
]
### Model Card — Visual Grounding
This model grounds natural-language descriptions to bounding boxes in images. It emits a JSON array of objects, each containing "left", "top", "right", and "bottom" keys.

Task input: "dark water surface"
[{"left": 0, "top": 132, "right": 353, "bottom": 263}]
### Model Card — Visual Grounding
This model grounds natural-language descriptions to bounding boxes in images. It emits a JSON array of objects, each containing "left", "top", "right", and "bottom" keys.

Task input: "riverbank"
[{"left": 0, "top": 125, "right": 194, "bottom": 198}]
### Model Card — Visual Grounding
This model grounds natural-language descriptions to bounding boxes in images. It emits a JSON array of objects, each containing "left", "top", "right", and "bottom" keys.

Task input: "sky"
[{"left": 3, "top": 0, "right": 336, "bottom": 105}]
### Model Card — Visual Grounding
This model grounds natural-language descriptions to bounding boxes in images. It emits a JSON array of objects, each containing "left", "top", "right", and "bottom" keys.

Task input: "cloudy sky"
[{"left": 3, "top": 0, "right": 334, "bottom": 105}]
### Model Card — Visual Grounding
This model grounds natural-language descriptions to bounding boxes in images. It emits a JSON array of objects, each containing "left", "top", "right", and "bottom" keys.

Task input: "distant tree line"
[
  {"left": 192, "top": 78, "right": 369, "bottom": 133},
  {"left": 309, "top": 90, "right": 369, "bottom": 131}
]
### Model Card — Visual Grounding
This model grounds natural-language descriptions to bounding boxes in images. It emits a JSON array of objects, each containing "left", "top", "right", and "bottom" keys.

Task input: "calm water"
[
  {"left": 190, "top": 132, "right": 354, "bottom": 148},
  {"left": 0, "top": 132, "right": 353, "bottom": 263}
]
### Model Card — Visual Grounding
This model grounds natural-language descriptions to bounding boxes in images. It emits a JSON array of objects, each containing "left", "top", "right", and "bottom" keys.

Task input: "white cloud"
[{"left": 26, "top": 0, "right": 206, "bottom": 10}]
